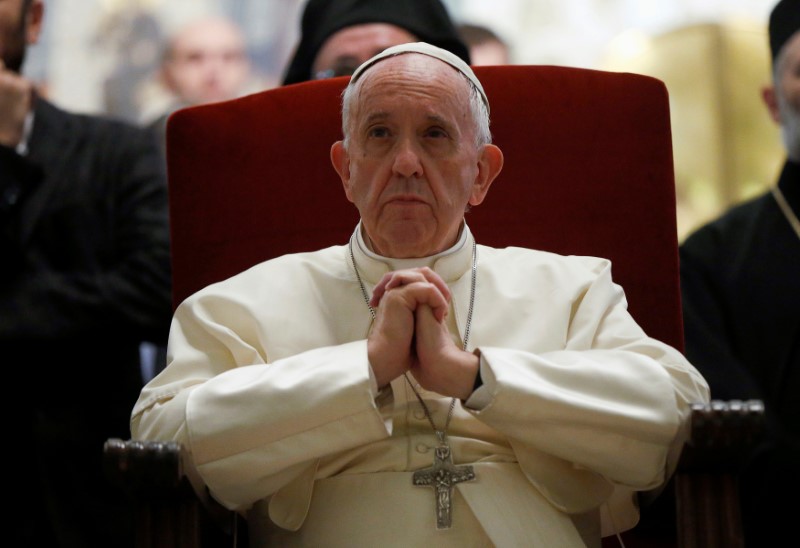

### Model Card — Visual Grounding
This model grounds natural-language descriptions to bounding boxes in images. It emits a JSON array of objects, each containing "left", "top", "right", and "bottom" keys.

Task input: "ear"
[
  {"left": 761, "top": 85, "right": 781, "bottom": 125},
  {"left": 26, "top": 1, "right": 45, "bottom": 46},
  {"left": 330, "top": 141, "right": 354, "bottom": 203},
  {"left": 468, "top": 144, "right": 504, "bottom": 207}
]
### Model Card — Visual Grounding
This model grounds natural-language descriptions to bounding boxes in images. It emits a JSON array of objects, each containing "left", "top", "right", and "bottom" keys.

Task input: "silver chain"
[
  {"left": 348, "top": 233, "right": 478, "bottom": 442},
  {"left": 771, "top": 184, "right": 800, "bottom": 242}
]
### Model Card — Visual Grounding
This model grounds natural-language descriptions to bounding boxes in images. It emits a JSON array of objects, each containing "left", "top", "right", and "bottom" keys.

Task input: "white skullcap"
[{"left": 348, "top": 41, "right": 489, "bottom": 113}]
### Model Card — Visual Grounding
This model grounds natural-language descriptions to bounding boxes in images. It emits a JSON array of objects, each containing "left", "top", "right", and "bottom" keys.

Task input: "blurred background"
[{"left": 24, "top": 0, "right": 782, "bottom": 241}]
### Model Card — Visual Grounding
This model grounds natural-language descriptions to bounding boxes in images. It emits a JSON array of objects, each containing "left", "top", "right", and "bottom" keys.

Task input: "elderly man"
[
  {"left": 679, "top": 0, "right": 799, "bottom": 545},
  {"left": 132, "top": 43, "right": 709, "bottom": 546}
]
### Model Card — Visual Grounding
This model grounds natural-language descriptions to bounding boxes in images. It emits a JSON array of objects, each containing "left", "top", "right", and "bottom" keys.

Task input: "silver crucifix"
[{"left": 412, "top": 443, "right": 475, "bottom": 529}]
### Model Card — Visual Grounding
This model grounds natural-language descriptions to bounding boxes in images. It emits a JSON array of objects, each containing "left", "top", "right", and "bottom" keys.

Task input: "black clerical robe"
[{"left": 679, "top": 159, "right": 800, "bottom": 546}]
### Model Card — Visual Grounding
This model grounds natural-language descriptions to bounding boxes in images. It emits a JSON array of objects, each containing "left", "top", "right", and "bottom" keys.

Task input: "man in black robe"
[{"left": 679, "top": 0, "right": 800, "bottom": 544}]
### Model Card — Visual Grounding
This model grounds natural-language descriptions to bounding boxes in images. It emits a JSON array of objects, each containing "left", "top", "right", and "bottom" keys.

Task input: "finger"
[
  {"left": 371, "top": 281, "right": 449, "bottom": 323},
  {"left": 370, "top": 268, "right": 451, "bottom": 308},
  {"left": 370, "top": 271, "right": 421, "bottom": 307},
  {"left": 369, "top": 273, "right": 393, "bottom": 307},
  {"left": 412, "top": 305, "right": 450, "bottom": 380},
  {"left": 391, "top": 268, "right": 451, "bottom": 300},
  {"left": 393, "top": 281, "right": 450, "bottom": 321},
  {"left": 414, "top": 267, "right": 450, "bottom": 295}
]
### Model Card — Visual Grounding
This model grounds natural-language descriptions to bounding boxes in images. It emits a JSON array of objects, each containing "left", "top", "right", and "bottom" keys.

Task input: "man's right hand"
[
  {"left": 367, "top": 268, "right": 451, "bottom": 389},
  {"left": 0, "top": 59, "right": 33, "bottom": 149}
]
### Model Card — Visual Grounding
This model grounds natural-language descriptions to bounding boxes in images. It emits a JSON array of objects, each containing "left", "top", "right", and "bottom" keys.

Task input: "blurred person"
[
  {"left": 140, "top": 14, "right": 255, "bottom": 380},
  {"left": 458, "top": 23, "right": 511, "bottom": 66},
  {"left": 679, "top": 0, "right": 800, "bottom": 545},
  {"left": 282, "top": 0, "right": 469, "bottom": 85},
  {"left": 144, "top": 14, "right": 253, "bottom": 152},
  {"left": 101, "top": 8, "right": 163, "bottom": 123},
  {"left": 0, "top": 0, "right": 172, "bottom": 545},
  {"left": 132, "top": 42, "right": 709, "bottom": 546}
]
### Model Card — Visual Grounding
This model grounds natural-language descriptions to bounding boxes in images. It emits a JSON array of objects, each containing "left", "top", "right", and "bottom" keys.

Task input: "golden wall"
[{"left": 602, "top": 20, "right": 785, "bottom": 241}]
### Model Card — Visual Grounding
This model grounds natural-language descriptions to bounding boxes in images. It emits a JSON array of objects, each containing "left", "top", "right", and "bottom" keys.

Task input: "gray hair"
[
  {"left": 340, "top": 61, "right": 492, "bottom": 150},
  {"left": 773, "top": 42, "right": 800, "bottom": 162}
]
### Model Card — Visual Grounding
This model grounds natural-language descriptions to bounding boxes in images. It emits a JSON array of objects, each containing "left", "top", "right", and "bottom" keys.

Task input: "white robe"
[{"left": 131, "top": 223, "right": 709, "bottom": 547}]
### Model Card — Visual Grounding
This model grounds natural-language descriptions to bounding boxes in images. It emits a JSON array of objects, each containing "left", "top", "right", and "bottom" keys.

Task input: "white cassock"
[{"left": 131, "top": 222, "right": 709, "bottom": 548}]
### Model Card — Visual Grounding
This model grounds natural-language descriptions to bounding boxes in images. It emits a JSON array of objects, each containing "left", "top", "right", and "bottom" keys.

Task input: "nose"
[{"left": 391, "top": 138, "right": 424, "bottom": 179}]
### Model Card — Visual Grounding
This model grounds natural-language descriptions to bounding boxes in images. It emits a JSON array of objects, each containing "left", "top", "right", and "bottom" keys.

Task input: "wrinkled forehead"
[
  {"left": 357, "top": 52, "right": 466, "bottom": 90},
  {"left": 348, "top": 42, "right": 489, "bottom": 114},
  {"left": 351, "top": 55, "right": 472, "bottom": 120}
]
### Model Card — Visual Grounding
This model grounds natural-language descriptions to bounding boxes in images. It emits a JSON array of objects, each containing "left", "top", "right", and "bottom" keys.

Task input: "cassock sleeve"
[
  {"left": 131, "top": 290, "right": 392, "bottom": 510},
  {"left": 464, "top": 257, "right": 709, "bottom": 521}
]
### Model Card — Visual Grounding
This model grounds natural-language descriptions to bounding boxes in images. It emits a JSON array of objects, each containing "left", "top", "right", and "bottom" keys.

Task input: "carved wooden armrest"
[
  {"left": 674, "top": 399, "right": 766, "bottom": 548},
  {"left": 104, "top": 438, "right": 243, "bottom": 548},
  {"left": 104, "top": 438, "right": 184, "bottom": 496}
]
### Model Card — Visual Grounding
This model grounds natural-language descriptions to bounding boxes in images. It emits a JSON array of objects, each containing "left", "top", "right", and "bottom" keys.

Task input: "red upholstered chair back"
[{"left": 167, "top": 65, "right": 682, "bottom": 351}]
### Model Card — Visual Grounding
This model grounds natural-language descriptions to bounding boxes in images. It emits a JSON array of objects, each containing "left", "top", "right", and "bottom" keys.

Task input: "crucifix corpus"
[{"left": 413, "top": 443, "right": 476, "bottom": 529}]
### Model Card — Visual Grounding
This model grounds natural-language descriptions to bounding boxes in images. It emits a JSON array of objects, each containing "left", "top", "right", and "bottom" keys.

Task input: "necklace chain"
[
  {"left": 349, "top": 233, "right": 478, "bottom": 442},
  {"left": 771, "top": 184, "right": 800, "bottom": 242}
]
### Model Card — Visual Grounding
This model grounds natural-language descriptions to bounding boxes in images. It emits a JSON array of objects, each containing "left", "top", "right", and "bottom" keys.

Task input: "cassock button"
[
  {"left": 416, "top": 443, "right": 430, "bottom": 454},
  {"left": 413, "top": 408, "right": 426, "bottom": 420}
]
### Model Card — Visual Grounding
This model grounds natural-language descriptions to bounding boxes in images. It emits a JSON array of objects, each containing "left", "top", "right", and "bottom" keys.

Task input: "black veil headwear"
[
  {"left": 769, "top": 0, "right": 800, "bottom": 63},
  {"left": 282, "top": 0, "right": 470, "bottom": 85}
]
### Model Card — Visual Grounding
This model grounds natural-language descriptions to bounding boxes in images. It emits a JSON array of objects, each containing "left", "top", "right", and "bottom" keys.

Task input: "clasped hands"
[{"left": 367, "top": 267, "right": 479, "bottom": 400}]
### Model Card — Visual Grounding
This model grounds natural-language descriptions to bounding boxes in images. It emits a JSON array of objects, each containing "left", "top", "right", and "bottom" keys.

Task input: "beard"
[
  {"left": 2, "top": 44, "right": 27, "bottom": 74},
  {"left": 1, "top": 5, "right": 29, "bottom": 73},
  {"left": 777, "top": 87, "right": 800, "bottom": 162}
]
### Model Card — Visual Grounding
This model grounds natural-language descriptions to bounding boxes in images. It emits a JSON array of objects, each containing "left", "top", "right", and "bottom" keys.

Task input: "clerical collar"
[{"left": 354, "top": 221, "right": 469, "bottom": 272}]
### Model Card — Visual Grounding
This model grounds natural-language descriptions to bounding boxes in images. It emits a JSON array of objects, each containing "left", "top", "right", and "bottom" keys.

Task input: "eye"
[
  {"left": 425, "top": 127, "right": 448, "bottom": 139},
  {"left": 367, "top": 126, "right": 391, "bottom": 139},
  {"left": 185, "top": 52, "right": 204, "bottom": 64},
  {"left": 223, "top": 51, "right": 244, "bottom": 63},
  {"left": 315, "top": 59, "right": 360, "bottom": 79},
  {"left": 330, "top": 63, "right": 360, "bottom": 78}
]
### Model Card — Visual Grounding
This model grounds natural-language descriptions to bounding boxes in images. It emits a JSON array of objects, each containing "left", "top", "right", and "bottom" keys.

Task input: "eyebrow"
[{"left": 364, "top": 112, "right": 390, "bottom": 125}]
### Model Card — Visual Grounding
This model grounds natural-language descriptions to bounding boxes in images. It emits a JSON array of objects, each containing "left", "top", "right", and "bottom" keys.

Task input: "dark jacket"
[{"left": 0, "top": 97, "right": 172, "bottom": 547}]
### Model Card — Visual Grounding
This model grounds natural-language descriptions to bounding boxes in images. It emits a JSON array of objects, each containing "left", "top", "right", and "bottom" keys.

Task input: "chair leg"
[{"left": 674, "top": 473, "right": 744, "bottom": 548}]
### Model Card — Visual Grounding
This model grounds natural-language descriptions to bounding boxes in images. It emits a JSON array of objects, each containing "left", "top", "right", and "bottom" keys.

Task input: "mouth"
[{"left": 387, "top": 194, "right": 427, "bottom": 204}]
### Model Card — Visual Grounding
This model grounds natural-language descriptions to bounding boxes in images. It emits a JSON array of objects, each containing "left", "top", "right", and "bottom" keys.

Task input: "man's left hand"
[{"left": 413, "top": 304, "right": 480, "bottom": 400}]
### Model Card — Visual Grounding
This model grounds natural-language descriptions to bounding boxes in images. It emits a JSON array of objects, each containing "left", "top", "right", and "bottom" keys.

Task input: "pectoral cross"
[{"left": 412, "top": 443, "right": 475, "bottom": 529}]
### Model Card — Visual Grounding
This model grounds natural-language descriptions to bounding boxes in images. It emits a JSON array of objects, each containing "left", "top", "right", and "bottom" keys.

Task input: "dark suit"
[
  {"left": 680, "top": 160, "right": 800, "bottom": 547},
  {"left": 0, "top": 98, "right": 172, "bottom": 547}
]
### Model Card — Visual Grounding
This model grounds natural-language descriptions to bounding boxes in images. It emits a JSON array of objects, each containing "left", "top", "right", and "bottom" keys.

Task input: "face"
[
  {"left": 0, "top": 0, "right": 42, "bottom": 73},
  {"left": 774, "top": 32, "right": 800, "bottom": 161},
  {"left": 161, "top": 17, "right": 250, "bottom": 106},
  {"left": 331, "top": 54, "right": 503, "bottom": 258},
  {"left": 469, "top": 40, "right": 510, "bottom": 66},
  {"left": 312, "top": 23, "right": 417, "bottom": 80}
]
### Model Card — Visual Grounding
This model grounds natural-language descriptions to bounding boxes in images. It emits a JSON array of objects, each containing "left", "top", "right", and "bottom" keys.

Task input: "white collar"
[{"left": 351, "top": 221, "right": 474, "bottom": 284}]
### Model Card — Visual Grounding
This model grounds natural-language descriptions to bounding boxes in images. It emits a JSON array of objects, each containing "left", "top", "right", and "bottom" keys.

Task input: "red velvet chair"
[
  {"left": 105, "top": 65, "right": 764, "bottom": 547},
  {"left": 165, "top": 65, "right": 680, "bottom": 340}
]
